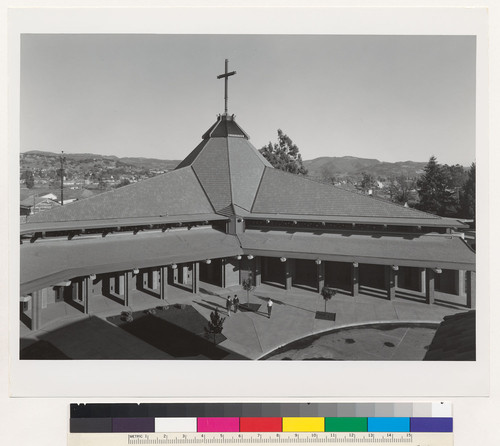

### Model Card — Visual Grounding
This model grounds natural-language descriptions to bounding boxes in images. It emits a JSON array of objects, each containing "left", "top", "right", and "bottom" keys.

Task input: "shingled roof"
[
  {"left": 26, "top": 114, "right": 463, "bottom": 228},
  {"left": 424, "top": 311, "right": 476, "bottom": 360}
]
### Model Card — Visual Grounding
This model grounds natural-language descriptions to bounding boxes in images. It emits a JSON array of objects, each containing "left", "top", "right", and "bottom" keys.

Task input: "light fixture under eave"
[
  {"left": 89, "top": 273, "right": 97, "bottom": 280},
  {"left": 352, "top": 262, "right": 359, "bottom": 268},
  {"left": 132, "top": 268, "right": 139, "bottom": 275},
  {"left": 171, "top": 263, "right": 178, "bottom": 269},
  {"left": 247, "top": 255, "right": 254, "bottom": 260},
  {"left": 280, "top": 257, "right": 287, "bottom": 262},
  {"left": 392, "top": 265, "right": 399, "bottom": 271},
  {"left": 236, "top": 255, "right": 242, "bottom": 260},
  {"left": 205, "top": 259, "right": 212, "bottom": 264},
  {"left": 315, "top": 259, "right": 322, "bottom": 265},
  {"left": 433, "top": 267, "right": 442, "bottom": 274}
]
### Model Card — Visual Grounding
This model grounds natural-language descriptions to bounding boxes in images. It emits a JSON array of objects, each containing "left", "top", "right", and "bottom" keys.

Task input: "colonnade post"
[
  {"left": 284, "top": 259, "right": 293, "bottom": 290},
  {"left": 31, "top": 290, "right": 42, "bottom": 331},
  {"left": 385, "top": 266, "right": 397, "bottom": 300},
  {"left": 254, "top": 257, "right": 262, "bottom": 286},
  {"left": 160, "top": 266, "right": 168, "bottom": 300},
  {"left": 317, "top": 262, "right": 325, "bottom": 293},
  {"left": 351, "top": 263, "right": 359, "bottom": 297},
  {"left": 82, "top": 277, "right": 90, "bottom": 314},
  {"left": 192, "top": 262, "right": 200, "bottom": 294},
  {"left": 425, "top": 268, "right": 435, "bottom": 304},
  {"left": 466, "top": 270, "right": 476, "bottom": 309}
]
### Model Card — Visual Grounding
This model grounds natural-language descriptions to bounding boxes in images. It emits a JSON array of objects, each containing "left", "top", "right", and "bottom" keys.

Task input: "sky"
[{"left": 20, "top": 34, "right": 476, "bottom": 165}]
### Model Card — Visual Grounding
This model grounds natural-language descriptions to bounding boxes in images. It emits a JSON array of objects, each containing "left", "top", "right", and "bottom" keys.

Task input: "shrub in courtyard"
[{"left": 207, "top": 308, "right": 226, "bottom": 345}]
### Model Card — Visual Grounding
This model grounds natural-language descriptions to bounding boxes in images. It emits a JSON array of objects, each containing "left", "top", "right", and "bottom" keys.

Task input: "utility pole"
[{"left": 60, "top": 150, "right": 65, "bottom": 206}]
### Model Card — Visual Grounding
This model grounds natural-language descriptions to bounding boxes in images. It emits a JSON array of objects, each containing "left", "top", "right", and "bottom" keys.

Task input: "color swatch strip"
[
  {"left": 70, "top": 417, "right": 453, "bottom": 433},
  {"left": 71, "top": 402, "right": 451, "bottom": 419}
]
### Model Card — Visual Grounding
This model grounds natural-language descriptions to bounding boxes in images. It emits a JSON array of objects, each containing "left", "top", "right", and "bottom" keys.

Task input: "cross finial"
[{"left": 217, "top": 59, "right": 236, "bottom": 115}]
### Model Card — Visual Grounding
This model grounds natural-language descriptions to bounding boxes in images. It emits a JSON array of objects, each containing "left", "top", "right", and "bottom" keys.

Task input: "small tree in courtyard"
[
  {"left": 242, "top": 274, "right": 255, "bottom": 305},
  {"left": 207, "top": 308, "right": 225, "bottom": 345},
  {"left": 321, "top": 286, "right": 336, "bottom": 313}
]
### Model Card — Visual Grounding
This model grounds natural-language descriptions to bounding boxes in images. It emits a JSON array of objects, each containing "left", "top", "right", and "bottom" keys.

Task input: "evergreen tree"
[
  {"left": 416, "top": 156, "right": 453, "bottom": 215},
  {"left": 459, "top": 162, "right": 475, "bottom": 220},
  {"left": 260, "top": 129, "right": 308, "bottom": 175}
]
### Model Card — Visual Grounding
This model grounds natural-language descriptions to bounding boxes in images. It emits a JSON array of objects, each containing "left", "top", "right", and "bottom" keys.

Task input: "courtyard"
[{"left": 20, "top": 280, "right": 470, "bottom": 360}]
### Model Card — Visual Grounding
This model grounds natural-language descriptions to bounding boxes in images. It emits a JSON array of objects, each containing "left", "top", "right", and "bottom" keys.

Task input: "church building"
[{"left": 19, "top": 63, "right": 476, "bottom": 333}]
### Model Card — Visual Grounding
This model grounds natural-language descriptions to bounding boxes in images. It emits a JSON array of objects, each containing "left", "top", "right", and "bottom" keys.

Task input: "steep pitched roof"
[
  {"left": 28, "top": 167, "right": 215, "bottom": 223},
  {"left": 175, "top": 114, "right": 271, "bottom": 213},
  {"left": 25, "top": 114, "right": 463, "bottom": 228},
  {"left": 251, "top": 167, "right": 444, "bottom": 221},
  {"left": 424, "top": 311, "right": 475, "bottom": 360}
]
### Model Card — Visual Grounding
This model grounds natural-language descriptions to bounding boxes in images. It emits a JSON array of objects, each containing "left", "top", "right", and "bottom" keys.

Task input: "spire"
[{"left": 217, "top": 59, "right": 236, "bottom": 115}]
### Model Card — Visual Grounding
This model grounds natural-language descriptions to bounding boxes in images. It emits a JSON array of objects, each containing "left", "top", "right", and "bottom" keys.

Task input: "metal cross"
[{"left": 217, "top": 59, "right": 236, "bottom": 115}]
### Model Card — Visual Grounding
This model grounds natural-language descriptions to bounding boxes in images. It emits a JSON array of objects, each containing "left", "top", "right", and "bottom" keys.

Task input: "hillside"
[{"left": 304, "top": 156, "right": 426, "bottom": 180}]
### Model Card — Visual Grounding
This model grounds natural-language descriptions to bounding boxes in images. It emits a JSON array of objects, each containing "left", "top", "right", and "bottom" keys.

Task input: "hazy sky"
[{"left": 20, "top": 34, "right": 476, "bottom": 165}]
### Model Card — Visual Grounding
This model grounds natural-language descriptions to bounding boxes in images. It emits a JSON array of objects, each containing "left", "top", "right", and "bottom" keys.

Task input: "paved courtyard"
[{"left": 20, "top": 281, "right": 469, "bottom": 360}]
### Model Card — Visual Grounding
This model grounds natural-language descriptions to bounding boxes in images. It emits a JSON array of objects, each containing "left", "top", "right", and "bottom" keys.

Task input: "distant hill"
[
  {"left": 304, "top": 156, "right": 426, "bottom": 180},
  {"left": 21, "top": 150, "right": 181, "bottom": 171}
]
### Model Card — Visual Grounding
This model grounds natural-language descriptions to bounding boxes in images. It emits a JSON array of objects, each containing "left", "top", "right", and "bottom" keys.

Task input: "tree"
[
  {"left": 115, "top": 178, "right": 131, "bottom": 188},
  {"left": 206, "top": 308, "right": 225, "bottom": 345},
  {"left": 387, "top": 176, "right": 416, "bottom": 205},
  {"left": 321, "top": 286, "right": 336, "bottom": 313},
  {"left": 416, "top": 156, "right": 454, "bottom": 215},
  {"left": 259, "top": 129, "right": 308, "bottom": 175},
  {"left": 358, "top": 172, "right": 376, "bottom": 193},
  {"left": 22, "top": 170, "right": 35, "bottom": 189},
  {"left": 459, "top": 162, "right": 475, "bottom": 221},
  {"left": 241, "top": 274, "right": 255, "bottom": 305}
]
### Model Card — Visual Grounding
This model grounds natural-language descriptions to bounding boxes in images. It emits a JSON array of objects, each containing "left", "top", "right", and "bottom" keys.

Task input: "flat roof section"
[
  {"left": 238, "top": 230, "right": 476, "bottom": 271},
  {"left": 20, "top": 228, "right": 243, "bottom": 294}
]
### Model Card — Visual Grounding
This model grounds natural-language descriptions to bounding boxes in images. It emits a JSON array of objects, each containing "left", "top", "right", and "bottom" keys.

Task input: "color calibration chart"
[{"left": 68, "top": 403, "right": 453, "bottom": 446}]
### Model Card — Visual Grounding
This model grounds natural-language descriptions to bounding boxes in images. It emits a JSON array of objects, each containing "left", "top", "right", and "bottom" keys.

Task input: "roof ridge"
[
  {"left": 189, "top": 165, "right": 217, "bottom": 213},
  {"left": 250, "top": 166, "right": 271, "bottom": 213}
]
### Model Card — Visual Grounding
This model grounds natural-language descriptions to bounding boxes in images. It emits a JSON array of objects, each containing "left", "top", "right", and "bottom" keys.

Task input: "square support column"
[
  {"left": 284, "top": 259, "right": 294, "bottom": 290},
  {"left": 317, "top": 262, "right": 325, "bottom": 293},
  {"left": 31, "top": 290, "right": 42, "bottom": 331},
  {"left": 425, "top": 268, "right": 435, "bottom": 305},
  {"left": 124, "top": 272, "right": 133, "bottom": 307},
  {"left": 419, "top": 268, "right": 426, "bottom": 294},
  {"left": 221, "top": 259, "right": 227, "bottom": 289},
  {"left": 192, "top": 262, "right": 200, "bottom": 294},
  {"left": 254, "top": 257, "right": 262, "bottom": 286},
  {"left": 466, "top": 270, "right": 476, "bottom": 309},
  {"left": 160, "top": 266, "right": 168, "bottom": 300},
  {"left": 351, "top": 264, "right": 359, "bottom": 297},
  {"left": 82, "top": 277, "right": 90, "bottom": 314},
  {"left": 385, "top": 266, "right": 396, "bottom": 300},
  {"left": 457, "top": 270, "right": 466, "bottom": 297}
]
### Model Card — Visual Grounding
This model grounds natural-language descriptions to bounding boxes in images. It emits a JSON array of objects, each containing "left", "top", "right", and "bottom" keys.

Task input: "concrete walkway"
[
  {"left": 174, "top": 282, "right": 467, "bottom": 359},
  {"left": 20, "top": 282, "right": 469, "bottom": 360}
]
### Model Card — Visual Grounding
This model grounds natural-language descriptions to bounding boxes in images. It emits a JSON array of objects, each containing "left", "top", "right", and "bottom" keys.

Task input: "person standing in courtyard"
[
  {"left": 226, "top": 296, "right": 232, "bottom": 317},
  {"left": 267, "top": 298, "right": 273, "bottom": 318},
  {"left": 234, "top": 295, "right": 239, "bottom": 313}
]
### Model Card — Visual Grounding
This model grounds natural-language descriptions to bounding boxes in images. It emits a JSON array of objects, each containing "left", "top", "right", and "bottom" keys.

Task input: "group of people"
[
  {"left": 225, "top": 295, "right": 274, "bottom": 319},
  {"left": 225, "top": 295, "right": 240, "bottom": 316}
]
